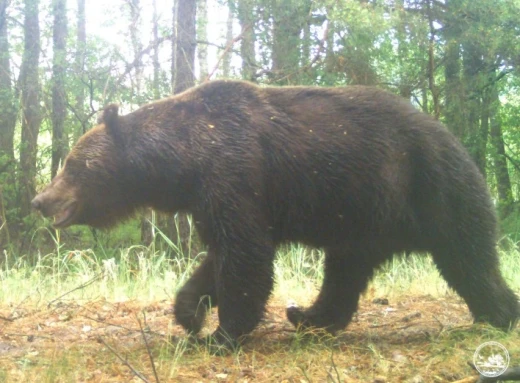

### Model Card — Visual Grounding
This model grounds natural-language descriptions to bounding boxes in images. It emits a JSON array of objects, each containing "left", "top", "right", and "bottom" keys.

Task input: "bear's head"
[{"left": 31, "top": 104, "right": 138, "bottom": 229}]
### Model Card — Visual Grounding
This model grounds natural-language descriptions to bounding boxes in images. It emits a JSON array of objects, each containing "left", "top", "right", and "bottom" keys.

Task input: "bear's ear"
[{"left": 98, "top": 104, "right": 123, "bottom": 142}]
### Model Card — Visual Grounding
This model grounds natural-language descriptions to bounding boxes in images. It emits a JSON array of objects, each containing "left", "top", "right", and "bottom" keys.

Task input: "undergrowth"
[
  {"left": 1, "top": 229, "right": 519, "bottom": 309},
  {"left": 0, "top": 227, "right": 519, "bottom": 382}
]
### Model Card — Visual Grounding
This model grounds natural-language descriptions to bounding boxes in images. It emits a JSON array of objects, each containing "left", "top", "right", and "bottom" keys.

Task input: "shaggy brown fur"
[{"left": 32, "top": 80, "right": 519, "bottom": 348}]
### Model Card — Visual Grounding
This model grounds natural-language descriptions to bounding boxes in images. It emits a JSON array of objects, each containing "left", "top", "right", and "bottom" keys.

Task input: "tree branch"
[
  {"left": 263, "top": 19, "right": 329, "bottom": 84},
  {"left": 204, "top": 23, "right": 252, "bottom": 82},
  {"left": 113, "top": 35, "right": 173, "bottom": 90},
  {"left": 47, "top": 272, "right": 103, "bottom": 308},
  {"left": 504, "top": 152, "right": 520, "bottom": 172},
  {"left": 137, "top": 315, "right": 160, "bottom": 383},
  {"left": 98, "top": 336, "right": 151, "bottom": 383}
]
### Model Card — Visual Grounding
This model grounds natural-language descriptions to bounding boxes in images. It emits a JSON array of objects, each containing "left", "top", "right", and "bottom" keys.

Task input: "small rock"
[
  {"left": 163, "top": 307, "right": 174, "bottom": 315},
  {"left": 408, "top": 375, "right": 424, "bottom": 383},
  {"left": 104, "top": 325, "right": 121, "bottom": 334},
  {"left": 402, "top": 311, "right": 421, "bottom": 322},
  {"left": 391, "top": 350, "right": 408, "bottom": 364},
  {"left": 373, "top": 376, "right": 387, "bottom": 383},
  {"left": 58, "top": 313, "right": 72, "bottom": 321},
  {"left": 373, "top": 298, "right": 389, "bottom": 305}
]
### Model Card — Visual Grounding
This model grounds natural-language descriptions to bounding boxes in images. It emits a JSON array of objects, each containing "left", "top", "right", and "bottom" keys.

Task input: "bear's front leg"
[
  {"left": 174, "top": 251, "right": 217, "bottom": 335},
  {"left": 209, "top": 235, "right": 276, "bottom": 350}
]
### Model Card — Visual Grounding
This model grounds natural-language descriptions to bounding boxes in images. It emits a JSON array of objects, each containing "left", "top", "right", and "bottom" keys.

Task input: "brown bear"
[{"left": 32, "top": 80, "right": 519, "bottom": 349}]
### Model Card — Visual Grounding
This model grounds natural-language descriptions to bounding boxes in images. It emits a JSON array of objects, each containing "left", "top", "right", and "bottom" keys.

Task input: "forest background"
[
  {"left": 1, "top": 0, "right": 520, "bottom": 256},
  {"left": 2, "top": 1, "right": 520, "bottom": 381}
]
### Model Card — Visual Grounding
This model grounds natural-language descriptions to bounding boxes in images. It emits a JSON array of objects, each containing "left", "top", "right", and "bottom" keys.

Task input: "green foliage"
[
  {"left": 2, "top": 0, "right": 520, "bottom": 250},
  {"left": 501, "top": 207, "right": 520, "bottom": 242}
]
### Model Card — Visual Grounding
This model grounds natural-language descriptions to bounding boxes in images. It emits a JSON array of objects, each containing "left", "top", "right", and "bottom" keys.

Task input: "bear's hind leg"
[
  {"left": 431, "top": 241, "right": 519, "bottom": 330},
  {"left": 287, "top": 244, "right": 387, "bottom": 333},
  {"left": 174, "top": 250, "right": 218, "bottom": 335}
]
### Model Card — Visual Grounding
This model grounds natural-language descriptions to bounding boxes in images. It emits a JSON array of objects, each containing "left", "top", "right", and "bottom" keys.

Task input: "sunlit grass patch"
[{"left": 0, "top": 234, "right": 519, "bottom": 382}]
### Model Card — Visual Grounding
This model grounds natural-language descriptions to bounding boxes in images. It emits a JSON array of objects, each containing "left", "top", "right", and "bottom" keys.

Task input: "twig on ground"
[
  {"left": 461, "top": 361, "right": 520, "bottom": 382},
  {"left": 81, "top": 314, "right": 166, "bottom": 337},
  {"left": 328, "top": 351, "right": 341, "bottom": 383},
  {"left": 47, "top": 272, "right": 104, "bottom": 308},
  {"left": 81, "top": 315, "right": 137, "bottom": 332},
  {"left": 98, "top": 336, "right": 151, "bottom": 383},
  {"left": 452, "top": 367, "right": 520, "bottom": 383},
  {"left": 369, "top": 318, "right": 443, "bottom": 331},
  {"left": 0, "top": 286, "right": 46, "bottom": 324},
  {"left": 256, "top": 327, "right": 297, "bottom": 337},
  {"left": 476, "top": 367, "right": 520, "bottom": 382},
  {"left": 451, "top": 377, "right": 478, "bottom": 383},
  {"left": 432, "top": 315, "right": 445, "bottom": 332},
  {"left": 3, "top": 333, "right": 54, "bottom": 340},
  {"left": 298, "top": 365, "right": 313, "bottom": 383},
  {"left": 137, "top": 313, "right": 160, "bottom": 383}
]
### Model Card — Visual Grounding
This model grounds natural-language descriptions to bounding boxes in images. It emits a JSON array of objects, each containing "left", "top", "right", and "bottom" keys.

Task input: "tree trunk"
[
  {"left": 322, "top": 18, "right": 336, "bottom": 85},
  {"left": 235, "top": 0, "right": 256, "bottom": 81},
  {"left": 74, "top": 0, "right": 87, "bottom": 141},
  {"left": 462, "top": 41, "right": 486, "bottom": 175},
  {"left": 151, "top": 0, "right": 160, "bottom": 99},
  {"left": 123, "top": 0, "right": 153, "bottom": 245},
  {"left": 173, "top": 0, "right": 196, "bottom": 94},
  {"left": 170, "top": 0, "right": 177, "bottom": 91},
  {"left": 271, "top": 0, "right": 305, "bottom": 84},
  {"left": 489, "top": 79, "right": 513, "bottom": 217},
  {"left": 170, "top": 0, "right": 197, "bottom": 256},
  {"left": 18, "top": 0, "right": 42, "bottom": 220},
  {"left": 444, "top": 27, "right": 465, "bottom": 138},
  {"left": 222, "top": 2, "right": 232, "bottom": 78},
  {"left": 197, "top": 0, "right": 208, "bottom": 80},
  {"left": 127, "top": 0, "right": 143, "bottom": 103},
  {"left": 301, "top": 13, "right": 310, "bottom": 68},
  {"left": 479, "top": 92, "right": 490, "bottom": 179},
  {"left": 426, "top": 0, "right": 440, "bottom": 119},
  {"left": 396, "top": 0, "right": 411, "bottom": 98},
  {"left": 0, "top": 0, "right": 18, "bottom": 246},
  {"left": 0, "top": 0, "right": 16, "bottom": 163},
  {"left": 140, "top": 0, "right": 160, "bottom": 247},
  {"left": 51, "top": 0, "right": 68, "bottom": 178},
  {"left": 141, "top": 209, "right": 154, "bottom": 246}
]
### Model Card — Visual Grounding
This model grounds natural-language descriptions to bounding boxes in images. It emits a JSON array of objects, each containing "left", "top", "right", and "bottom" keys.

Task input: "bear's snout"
[
  {"left": 31, "top": 191, "right": 55, "bottom": 217},
  {"left": 31, "top": 187, "right": 80, "bottom": 228},
  {"left": 31, "top": 195, "right": 42, "bottom": 211}
]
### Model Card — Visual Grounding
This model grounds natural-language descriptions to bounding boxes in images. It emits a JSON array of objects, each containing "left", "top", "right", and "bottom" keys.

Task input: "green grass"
[
  {"left": 2, "top": 233, "right": 520, "bottom": 309},
  {"left": 0, "top": 245, "right": 197, "bottom": 305},
  {"left": 1, "top": 232, "right": 519, "bottom": 382}
]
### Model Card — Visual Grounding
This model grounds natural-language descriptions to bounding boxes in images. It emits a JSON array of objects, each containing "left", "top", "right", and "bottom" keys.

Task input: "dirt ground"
[{"left": 0, "top": 294, "right": 517, "bottom": 382}]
